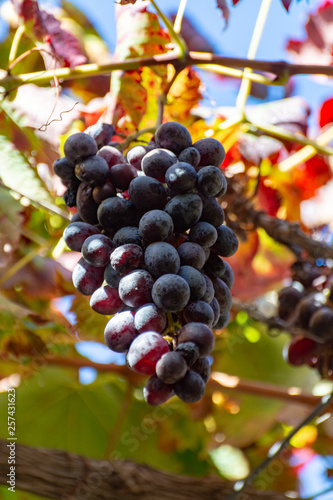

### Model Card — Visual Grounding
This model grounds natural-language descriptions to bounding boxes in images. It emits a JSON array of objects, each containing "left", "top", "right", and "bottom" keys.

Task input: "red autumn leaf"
[
  {"left": 257, "top": 178, "right": 282, "bottom": 217},
  {"left": 293, "top": 155, "right": 332, "bottom": 200},
  {"left": 318, "top": 96, "right": 333, "bottom": 128},
  {"left": 232, "top": 0, "right": 242, "bottom": 5},
  {"left": 216, "top": 0, "right": 230, "bottom": 28},
  {"left": 286, "top": 0, "right": 333, "bottom": 66},
  {"left": 281, "top": 0, "right": 293, "bottom": 11},
  {"left": 12, "top": 0, "right": 87, "bottom": 67}
]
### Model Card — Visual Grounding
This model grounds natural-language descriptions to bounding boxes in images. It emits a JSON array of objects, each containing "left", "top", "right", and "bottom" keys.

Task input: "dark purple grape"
[
  {"left": 63, "top": 222, "right": 100, "bottom": 252},
  {"left": 90, "top": 285, "right": 124, "bottom": 315},
  {"left": 97, "top": 145, "right": 126, "bottom": 168},
  {"left": 92, "top": 181, "right": 116, "bottom": 204},
  {"left": 143, "top": 375, "right": 174, "bottom": 405},
  {"left": 129, "top": 176, "right": 167, "bottom": 211},
  {"left": 210, "top": 297, "right": 220, "bottom": 326},
  {"left": 183, "top": 300, "right": 214, "bottom": 327},
  {"left": 199, "top": 194, "right": 225, "bottom": 227},
  {"left": 309, "top": 307, "right": 333, "bottom": 340},
  {"left": 175, "top": 342, "right": 200, "bottom": 366},
  {"left": 72, "top": 257, "right": 105, "bottom": 296},
  {"left": 278, "top": 286, "right": 304, "bottom": 321},
  {"left": 192, "top": 357, "right": 210, "bottom": 383},
  {"left": 53, "top": 157, "right": 76, "bottom": 181},
  {"left": 64, "top": 183, "right": 79, "bottom": 207},
  {"left": 104, "top": 263, "right": 122, "bottom": 288},
  {"left": 164, "top": 193, "right": 202, "bottom": 233},
  {"left": 70, "top": 213, "right": 83, "bottom": 222},
  {"left": 178, "top": 147, "right": 200, "bottom": 168},
  {"left": 188, "top": 222, "right": 217, "bottom": 248},
  {"left": 97, "top": 197, "right": 139, "bottom": 232},
  {"left": 64, "top": 132, "right": 97, "bottom": 164},
  {"left": 177, "top": 265, "right": 206, "bottom": 300},
  {"left": 193, "top": 137, "right": 225, "bottom": 168},
  {"left": 152, "top": 274, "right": 190, "bottom": 312},
  {"left": 203, "top": 253, "right": 226, "bottom": 278},
  {"left": 82, "top": 234, "right": 115, "bottom": 267},
  {"left": 126, "top": 145, "right": 156, "bottom": 170},
  {"left": 178, "top": 322, "right": 215, "bottom": 356},
  {"left": 75, "top": 155, "right": 109, "bottom": 185},
  {"left": 110, "top": 244, "right": 144, "bottom": 275},
  {"left": 221, "top": 260, "right": 234, "bottom": 289},
  {"left": 139, "top": 210, "right": 174, "bottom": 244},
  {"left": 201, "top": 275, "right": 215, "bottom": 303},
  {"left": 177, "top": 242, "right": 206, "bottom": 270},
  {"left": 142, "top": 148, "right": 177, "bottom": 182},
  {"left": 109, "top": 163, "right": 138, "bottom": 190},
  {"left": 173, "top": 370, "right": 205, "bottom": 403},
  {"left": 214, "top": 313, "right": 230, "bottom": 329},
  {"left": 126, "top": 331, "right": 169, "bottom": 375},
  {"left": 76, "top": 182, "right": 99, "bottom": 225},
  {"left": 212, "top": 278, "right": 232, "bottom": 315},
  {"left": 284, "top": 336, "right": 319, "bottom": 366},
  {"left": 119, "top": 270, "right": 154, "bottom": 308},
  {"left": 113, "top": 226, "right": 143, "bottom": 247},
  {"left": 155, "top": 122, "right": 192, "bottom": 155},
  {"left": 144, "top": 242, "right": 180, "bottom": 278},
  {"left": 212, "top": 225, "right": 239, "bottom": 257},
  {"left": 156, "top": 351, "right": 187, "bottom": 384},
  {"left": 134, "top": 303, "right": 167, "bottom": 334},
  {"left": 104, "top": 311, "right": 138, "bottom": 353},
  {"left": 196, "top": 166, "right": 227, "bottom": 197},
  {"left": 165, "top": 162, "right": 197, "bottom": 194},
  {"left": 295, "top": 295, "right": 322, "bottom": 329},
  {"left": 86, "top": 123, "right": 115, "bottom": 148}
]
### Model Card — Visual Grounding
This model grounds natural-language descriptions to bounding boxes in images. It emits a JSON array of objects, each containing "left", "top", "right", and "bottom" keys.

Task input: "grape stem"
[{"left": 225, "top": 392, "right": 333, "bottom": 500}]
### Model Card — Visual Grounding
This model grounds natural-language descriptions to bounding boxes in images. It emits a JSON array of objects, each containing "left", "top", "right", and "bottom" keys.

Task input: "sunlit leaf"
[{"left": 210, "top": 445, "right": 250, "bottom": 479}]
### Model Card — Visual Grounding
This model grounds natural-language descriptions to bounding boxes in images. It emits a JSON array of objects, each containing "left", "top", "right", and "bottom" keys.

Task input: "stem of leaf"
[
  {"left": 236, "top": 0, "right": 272, "bottom": 116},
  {"left": 150, "top": 0, "right": 188, "bottom": 60},
  {"left": 8, "top": 25, "right": 26, "bottom": 68},
  {"left": 225, "top": 392, "right": 333, "bottom": 500},
  {"left": 173, "top": 0, "right": 188, "bottom": 34}
]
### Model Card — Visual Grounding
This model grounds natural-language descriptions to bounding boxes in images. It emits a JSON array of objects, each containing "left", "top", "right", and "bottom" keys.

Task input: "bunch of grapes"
[
  {"left": 54, "top": 121, "right": 238, "bottom": 405},
  {"left": 278, "top": 260, "right": 333, "bottom": 378}
]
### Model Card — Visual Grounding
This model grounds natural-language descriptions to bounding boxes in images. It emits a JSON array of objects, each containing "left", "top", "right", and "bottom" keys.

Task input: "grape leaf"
[
  {"left": 12, "top": 0, "right": 87, "bottom": 67},
  {"left": 286, "top": 0, "right": 333, "bottom": 65},
  {"left": 165, "top": 67, "right": 203, "bottom": 123},
  {"left": 281, "top": 0, "right": 293, "bottom": 11},
  {"left": 319, "top": 97, "right": 333, "bottom": 128},
  {"left": 0, "top": 188, "right": 24, "bottom": 268},
  {"left": 216, "top": 0, "right": 230, "bottom": 28}
]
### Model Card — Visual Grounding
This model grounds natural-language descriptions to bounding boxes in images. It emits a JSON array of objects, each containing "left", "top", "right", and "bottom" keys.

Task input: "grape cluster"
[
  {"left": 54, "top": 121, "right": 238, "bottom": 405},
  {"left": 278, "top": 260, "right": 333, "bottom": 377}
]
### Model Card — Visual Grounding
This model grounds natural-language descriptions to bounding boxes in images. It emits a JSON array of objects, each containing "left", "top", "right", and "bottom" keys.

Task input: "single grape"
[
  {"left": 192, "top": 357, "right": 210, "bottom": 383},
  {"left": 63, "top": 222, "right": 100, "bottom": 252},
  {"left": 143, "top": 374, "right": 174, "bottom": 406},
  {"left": 177, "top": 242, "right": 206, "bottom": 270},
  {"left": 214, "top": 313, "right": 230, "bottom": 329},
  {"left": 53, "top": 157, "right": 76, "bottom": 181},
  {"left": 201, "top": 275, "right": 215, "bottom": 303},
  {"left": 177, "top": 265, "right": 206, "bottom": 300},
  {"left": 134, "top": 303, "right": 167, "bottom": 334},
  {"left": 76, "top": 182, "right": 99, "bottom": 225},
  {"left": 119, "top": 270, "right": 154, "bottom": 308},
  {"left": 283, "top": 336, "right": 319, "bottom": 366},
  {"left": 196, "top": 166, "right": 227, "bottom": 197},
  {"left": 173, "top": 370, "right": 206, "bottom": 403},
  {"left": 82, "top": 234, "right": 115, "bottom": 267},
  {"left": 97, "top": 196, "right": 139, "bottom": 232},
  {"left": 144, "top": 242, "right": 180, "bottom": 278},
  {"left": 165, "top": 162, "right": 197, "bottom": 194},
  {"left": 152, "top": 274, "right": 190, "bottom": 312},
  {"left": 90, "top": 285, "right": 124, "bottom": 315},
  {"left": 113, "top": 226, "right": 143, "bottom": 247},
  {"left": 104, "top": 311, "right": 138, "bottom": 353},
  {"left": 221, "top": 260, "right": 234, "bottom": 289},
  {"left": 309, "top": 307, "right": 333, "bottom": 340},
  {"left": 86, "top": 123, "right": 115, "bottom": 148},
  {"left": 203, "top": 253, "right": 226, "bottom": 279},
  {"left": 104, "top": 264, "right": 122, "bottom": 288},
  {"left": 97, "top": 145, "right": 126, "bottom": 168},
  {"left": 278, "top": 286, "right": 304, "bottom": 321},
  {"left": 183, "top": 300, "right": 214, "bottom": 327},
  {"left": 126, "top": 144, "right": 156, "bottom": 170},
  {"left": 75, "top": 155, "right": 109, "bottom": 186},
  {"left": 92, "top": 181, "right": 116, "bottom": 204},
  {"left": 192, "top": 137, "right": 225, "bottom": 168},
  {"left": 212, "top": 225, "right": 239, "bottom": 257},
  {"left": 178, "top": 322, "right": 215, "bottom": 356},
  {"left": 155, "top": 122, "right": 192, "bottom": 155},
  {"left": 164, "top": 193, "right": 202, "bottom": 233},
  {"left": 178, "top": 147, "right": 200, "bottom": 168},
  {"left": 142, "top": 148, "right": 178, "bottom": 182},
  {"left": 198, "top": 194, "right": 225, "bottom": 227},
  {"left": 139, "top": 210, "right": 174, "bottom": 244},
  {"left": 72, "top": 258, "right": 105, "bottom": 296},
  {"left": 210, "top": 298, "right": 220, "bottom": 327},
  {"left": 188, "top": 222, "right": 217, "bottom": 248},
  {"left": 64, "top": 132, "right": 97, "bottom": 164},
  {"left": 110, "top": 244, "right": 144, "bottom": 275},
  {"left": 295, "top": 295, "right": 322, "bottom": 329},
  {"left": 156, "top": 352, "right": 187, "bottom": 384},
  {"left": 128, "top": 176, "right": 167, "bottom": 211},
  {"left": 175, "top": 342, "right": 200, "bottom": 366},
  {"left": 212, "top": 278, "right": 232, "bottom": 315},
  {"left": 109, "top": 163, "right": 138, "bottom": 190},
  {"left": 70, "top": 213, "right": 83, "bottom": 223},
  {"left": 126, "top": 331, "right": 170, "bottom": 375}
]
